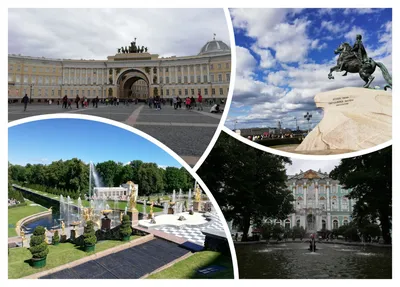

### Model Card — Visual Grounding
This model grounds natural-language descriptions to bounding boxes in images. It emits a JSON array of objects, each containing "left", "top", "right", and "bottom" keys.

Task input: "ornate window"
[
  {"left": 219, "top": 88, "right": 223, "bottom": 95},
  {"left": 322, "top": 220, "right": 326, "bottom": 229},
  {"left": 204, "top": 88, "right": 208, "bottom": 95},
  {"left": 333, "top": 220, "right": 339, "bottom": 229},
  {"left": 226, "top": 73, "right": 230, "bottom": 82},
  {"left": 203, "top": 75, "right": 208, "bottom": 82},
  {"left": 285, "top": 220, "right": 291, "bottom": 230},
  {"left": 218, "top": 74, "right": 222, "bottom": 82},
  {"left": 296, "top": 219, "right": 300, "bottom": 227}
]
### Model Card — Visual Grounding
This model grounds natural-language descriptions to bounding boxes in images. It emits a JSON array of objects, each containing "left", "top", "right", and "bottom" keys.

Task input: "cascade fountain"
[
  {"left": 143, "top": 200, "right": 147, "bottom": 216},
  {"left": 178, "top": 189, "right": 182, "bottom": 201},
  {"left": 172, "top": 190, "right": 176, "bottom": 213},
  {"left": 188, "top": 188, "right": 192, "bottom": 208},
  {"left": 163, "top": 202, "right": 168, "bottom": 214}
]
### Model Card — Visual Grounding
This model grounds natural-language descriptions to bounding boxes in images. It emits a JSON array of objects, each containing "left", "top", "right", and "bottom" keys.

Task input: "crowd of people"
[
  {"left": 8, "top": 198, "right": 22, "bottom": 206},
  {"left": 19, "top": 92, "right": 224, "bottom": 114}
]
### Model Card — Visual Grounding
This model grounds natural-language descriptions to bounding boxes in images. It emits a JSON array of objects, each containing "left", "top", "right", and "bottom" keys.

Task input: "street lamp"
[
  {"left": 304, "top": 112, "right": 312, "bottom": 133},
  {"left": 29, "top": 84, "right": 34, "bottom": 102}
]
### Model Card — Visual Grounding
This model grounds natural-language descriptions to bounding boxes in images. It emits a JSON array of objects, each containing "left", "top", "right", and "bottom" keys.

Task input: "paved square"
[
  {"left": 8, "top": 103, "right": 222, "bottom": 165},
  {"left": 154, "top": 212, "right": 224, "bottom": 246}
]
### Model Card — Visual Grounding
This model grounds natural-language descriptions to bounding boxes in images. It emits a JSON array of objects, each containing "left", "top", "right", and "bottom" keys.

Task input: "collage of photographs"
[{"left": 6, "top": 6, "right": 393, "bottom": 281}]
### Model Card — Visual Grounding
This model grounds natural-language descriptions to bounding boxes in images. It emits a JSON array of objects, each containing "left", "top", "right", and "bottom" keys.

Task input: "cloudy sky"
[
  {"left": 227, "top": 8, "right": 392, "bottom": 130},
  {"left": 8, "top": 8, "right": 230, "bottom": 59},
  {"left": 286, "top": 158, "right": 340, "bottom": 176}
]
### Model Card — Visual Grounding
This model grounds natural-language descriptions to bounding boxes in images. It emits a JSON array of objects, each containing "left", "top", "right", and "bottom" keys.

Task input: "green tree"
[
  {"left": 197, "top": 132, "right": 293, "bottom": 241},
  {"left": 96, "top": 160, "right": 120, "bottom": 187},
  {"left": 330, "top": 146, "right": 391, "bottom": 244},
  {"left": 138, "top": 163, "right": 164, "bottom": 195},
  {"left": 261, "top": 223, "right": 274, "bottom": 241},
  {"left": 164, "top": 167, "right": 186, "bottom": 192},
  {"left": 29, "top": 226, "right": 49, "bottom": 259}
]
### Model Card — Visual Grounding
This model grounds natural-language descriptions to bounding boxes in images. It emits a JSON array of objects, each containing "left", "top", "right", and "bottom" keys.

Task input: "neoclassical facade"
[
  {"left": 268, "top": 169, "right": 355, "bottom": 232},
  {"left": 8, "top": 37, "right": 231, "bottom": 102}
]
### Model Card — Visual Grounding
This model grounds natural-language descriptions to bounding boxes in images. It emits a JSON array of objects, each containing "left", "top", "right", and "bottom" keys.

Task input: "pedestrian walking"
[
  {"left": 22, "top": 94, "right": 29, "bottom": 111},
  {"left": 197, "top": 92, "right": 203, "bottom": 111},
  {"left": 75, "top": 95, "right": 80, "bottom": 109}
]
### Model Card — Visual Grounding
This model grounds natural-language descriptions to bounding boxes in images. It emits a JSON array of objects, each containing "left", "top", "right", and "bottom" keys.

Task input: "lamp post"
[
  {"left": 29, "top": 84, "right": 34, "bottom": 102},
  {"left": 304, "top": 112, "right": 312, "bottom": 133}
]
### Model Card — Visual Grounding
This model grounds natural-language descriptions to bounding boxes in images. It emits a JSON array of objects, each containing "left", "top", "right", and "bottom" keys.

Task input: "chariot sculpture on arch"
[
  {"left": 328, "top": 34, "right": 392, "bottom": 90},
  {"left": 127, "top": 180, "right": 138, "bottom": 211}
]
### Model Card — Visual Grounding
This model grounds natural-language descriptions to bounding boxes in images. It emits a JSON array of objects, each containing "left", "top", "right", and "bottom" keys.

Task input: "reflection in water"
[
  {"left": 22, "top": 213, "right": 60, "bottom": 234},
  {"left": 236, "top": 242, "right": 391, "bottom": 279}
]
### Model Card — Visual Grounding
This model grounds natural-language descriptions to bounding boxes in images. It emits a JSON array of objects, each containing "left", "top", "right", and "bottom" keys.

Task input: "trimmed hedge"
[
  {"left": 29, "top": 226, "right": 49, "bottom": 259},
  {"left": 83, "top": 221, "right": 97, "bottom": 246},
  {"left": 120, "top": 215, "right": 132, "bottom": 238},
  {"left": 52, "top": 230, "right": 60, "bottom": 245}
]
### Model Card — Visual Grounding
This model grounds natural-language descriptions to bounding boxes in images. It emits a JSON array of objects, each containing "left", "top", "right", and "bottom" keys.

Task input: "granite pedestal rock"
[
  {"left": 131, "top": 210, "right": 139, "bottom": 227},
  {"left": 193, "top": 201, "right": 201, "bottom": 212},
  {"left": 296, "top": 87, "right": 391, "bottom": 152}
]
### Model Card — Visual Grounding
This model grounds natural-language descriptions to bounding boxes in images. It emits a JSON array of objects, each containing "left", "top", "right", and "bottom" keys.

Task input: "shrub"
[
  {"left": 83, "top": 221, "right": 97, "bottom": 246},
  {"left": 29, "top": 226, "right": 49, "bottom": 259},
  {"left": 52, "top": 230, "right": 60, "bottom": 245},
  {"left": 120, "top": 215, "right": 132, "bottom": 238}
]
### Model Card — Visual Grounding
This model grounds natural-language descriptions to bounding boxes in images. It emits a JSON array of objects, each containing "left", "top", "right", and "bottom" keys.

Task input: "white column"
[
  {"left": 163, "top": 67, "right": 166, "bottom": 83},
  {"left": 174, "top": 66, "right": 178, "bottom": 83},
  {"left": 326, "top": 183, "right": 330, "bottom": 211},
  {"left": 151, "top": 68, "right": 154, "bottom": 84},
  {"left": 291, "top": 213, "right": 296, "bottom": 228},
  {"left": 315, "top": 182, "right": 319, "bottom": 208},
  {"left": 157, "top": 67, "right": 160, "bottom": 84},
  {"left": 113, "top": 69, "right": 115, "bottom": 85},
  {"left": 67, "top": 68, "right": 70, "bottom": 84},
  {"left": 181, "top": 65, "right": 184, "bottom": 82},
  {"left": 304, "top": 185, "right": 307, "bottom": 208},
  {"left": 187, "top": 65, "right": 190, "bottom": 83},
  {"left": 200, "top": 64, "right": 204, "bottom": 82},
  {"left": 207, "top": 64, "right": 210, "bottom": 82},
  {"left": 194, "top": 65, "right": 197, "bottom": 83},
  {"left": 327, "top": 213, "right": 331, "bottom": 230},
  {"left": 85, "top": 69, "right": 88, "bottom": 85},
  {"left": 96, "top": 69, "right": 99, "bottom": 84}
]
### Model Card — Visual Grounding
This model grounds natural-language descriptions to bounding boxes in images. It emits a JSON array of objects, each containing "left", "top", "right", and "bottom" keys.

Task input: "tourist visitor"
[
  {"left": 176, "top": 96, "right": 182, "bottom": 108},
  {"left": 67, "top": 99, "right": 72, "bottom": 109},
  {"left": 190, "top": 96, "right": 195, "bottom": 109},
  {"left": 173, "top": 96, "right": 178, "bottom": 109},
  {"left": 148, "top": 97, "right": 153, "bottom": 109},
  {"left": 75, "top": 95, "right": 80, "bottom": 109},
  {"left": 197, "top": 92, "right": 203, "bottom": 111},
  {"left": 210, "top": 104, "right": 222, "bottom": 113},
  {"left": 22, "top": 94, "right": 29, "bottom": 111},
  {"left": 185, "top": 97, "right": 191, "bottom": 109},
  {"left": 62, "top": 95, "right": 68, "bottom": 109},
  {"left": 95, "top": 96, "right": 99, "bottom": 108}
]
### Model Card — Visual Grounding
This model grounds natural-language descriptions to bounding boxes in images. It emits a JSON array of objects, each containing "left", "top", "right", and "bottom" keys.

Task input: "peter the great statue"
[{"left": 328, "top": 34, "right": 392, "bottom": 90}]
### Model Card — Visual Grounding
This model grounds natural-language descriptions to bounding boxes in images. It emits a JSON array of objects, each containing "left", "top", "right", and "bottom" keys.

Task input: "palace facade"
[
  {"left": 8, "top": 37, "right": 231, "bottom": 102},
  {"left": 267, "top": 169, "right": 355, "bottom": 232},
  {"left": 229, "top": 169, "right": 355, "bottom": 235}
]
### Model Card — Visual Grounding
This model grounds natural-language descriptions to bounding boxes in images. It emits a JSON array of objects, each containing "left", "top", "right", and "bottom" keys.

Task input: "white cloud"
[
  {"left": 251, "top": 45, "right": 276, "bottom": 68},
  {"left": 320, "top": 20, "right": 349, "bottom": 34},
  {"left": 235, "top": 46, "right": 257, "bottom": 77},
  {"left": 286, "top": 159, "right": 340, "bottom": 176},
  {"left": 344, "top": 26, "right": 368, "bottom": 42},
  {"left": 8, "top": 8, "right": 230, "bottom": 59}
]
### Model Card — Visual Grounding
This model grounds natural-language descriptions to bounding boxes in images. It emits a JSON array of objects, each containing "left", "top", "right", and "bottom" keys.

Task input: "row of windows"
[
  {"left": 8, "top": 65, "right": 60, "bottom": 74},
  {"left": 10, "top": 74, "right": 63, "bottom": 85},
  {"left": 160, "top": 62, "right": 230, "bottom": 73},
  {"left": 268, "top": 219, "right": 349, "bottom": 229},
  {"left": 160, "top": 87, "right": 228, "bottom": 97},
  {"left": 294, "top": 185, "right": 346, "bottom": 194},
  {"left": 159, "top": 73, "right": 230, "bottom": 84}
]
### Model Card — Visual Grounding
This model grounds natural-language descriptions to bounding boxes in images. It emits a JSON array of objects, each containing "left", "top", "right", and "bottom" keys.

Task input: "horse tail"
[{"left": 376, "top": 61, "right": 392, "bottom": 90}]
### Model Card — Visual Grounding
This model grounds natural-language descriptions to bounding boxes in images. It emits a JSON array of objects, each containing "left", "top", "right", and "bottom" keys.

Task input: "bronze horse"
[{"left": 328, "top": 42, "right": 392, "bottom": 90}]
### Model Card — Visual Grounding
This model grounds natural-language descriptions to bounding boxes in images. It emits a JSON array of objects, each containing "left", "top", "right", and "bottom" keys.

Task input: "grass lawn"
[
  {"left": 8, "top": 235, "right": 141, "bottom": 279},
  {"left": 8, "top": 200, "right": 47, "bottom": 237},
  {"left": 147, "top": 251, "right": 234, "bottom": 279}
]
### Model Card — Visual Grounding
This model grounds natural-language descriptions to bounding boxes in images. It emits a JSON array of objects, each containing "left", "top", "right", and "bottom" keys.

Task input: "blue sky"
[
  {"left": 8, "top": 119, "right": 182, "bottom": 167},
  {"left": 227, "top": 8, "right": 392, "bottom": 130}
]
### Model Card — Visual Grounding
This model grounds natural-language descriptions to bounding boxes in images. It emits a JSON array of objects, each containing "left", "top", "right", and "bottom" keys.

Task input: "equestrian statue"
[{"left": 328, "top": 34, "right": 392, "bottom": 90}]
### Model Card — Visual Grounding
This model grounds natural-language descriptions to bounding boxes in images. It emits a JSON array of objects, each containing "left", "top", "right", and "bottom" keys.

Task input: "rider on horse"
[{"left": 341, "top": 34, "right": 370, "bottom": 75}]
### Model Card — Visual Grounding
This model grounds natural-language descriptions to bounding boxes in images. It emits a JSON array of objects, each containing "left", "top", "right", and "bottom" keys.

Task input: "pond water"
[
  {"left": 22, "top": 213, "right": 61, "bottom": 234},
  {"left": 235, "top": 242, "right": 392, "bottom": 279}
]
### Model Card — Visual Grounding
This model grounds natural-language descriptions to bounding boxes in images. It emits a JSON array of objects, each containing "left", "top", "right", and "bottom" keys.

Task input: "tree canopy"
[
  {"left": 197, "top": 132, "right": 293, "bottom": 241},
  {"left": 8, "top": 158, "right": 194, "bottom": 197},
  {"left": 330, "top": 146, "right": 391, "bottom": 244}
]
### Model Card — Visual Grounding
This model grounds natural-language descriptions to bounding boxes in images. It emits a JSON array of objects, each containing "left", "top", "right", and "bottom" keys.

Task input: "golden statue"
[
  {"left": 20, "top": 228, "right": 26, "bottom": 247},
  {"left": 61, "top": 220, "right": 65, "bottom": 235},
  {"left": 127, "top": 181, "right": 137, "bottom": 211},
  {"left": 120, "top": 212, "right": 124, "bottom": 222},
  {"left": 149, "top": 201, "right": 154, "bottom": 219},
  {"left": 44, "top": 228, "right": 49, "bottom": 244},
  {"left": 194, "top": 184, "right": 202, "bottom": 202}
]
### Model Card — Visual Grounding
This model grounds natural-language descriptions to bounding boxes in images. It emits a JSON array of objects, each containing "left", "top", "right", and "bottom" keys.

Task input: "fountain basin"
[{"left": 138, "top": 211, "right": 208, "bottom": 229}]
